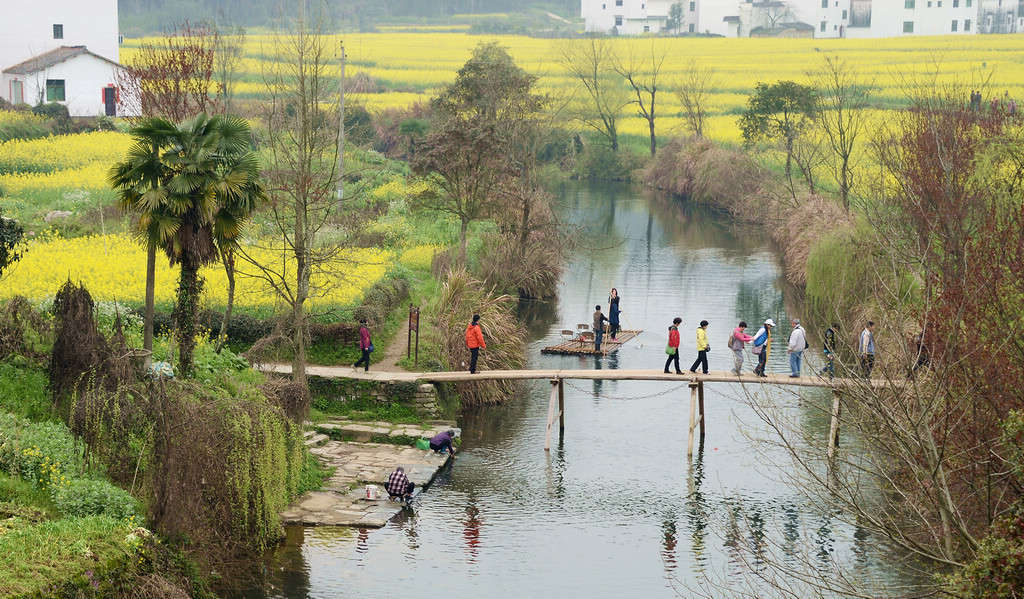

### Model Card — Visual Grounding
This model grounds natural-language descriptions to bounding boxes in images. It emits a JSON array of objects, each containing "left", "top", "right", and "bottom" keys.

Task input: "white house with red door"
[{"left": 1, "top": 0, "right": 134, "bottom": 117}]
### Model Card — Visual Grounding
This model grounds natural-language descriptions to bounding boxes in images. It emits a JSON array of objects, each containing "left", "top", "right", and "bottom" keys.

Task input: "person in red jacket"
[
  {"left": 354, "top": 319, "right": 372, "bottom": 372},
  {"left": 465, "top": 314, "right": 486, "bottom": 374},
  {"left": 664, "top": 317, "right": 682, "bottom": 374}
]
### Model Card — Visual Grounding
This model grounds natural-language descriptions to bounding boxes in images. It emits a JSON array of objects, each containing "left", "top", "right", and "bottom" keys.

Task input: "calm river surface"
[{"left": 245, "top": 183, "right": 917, "bottom": 598}]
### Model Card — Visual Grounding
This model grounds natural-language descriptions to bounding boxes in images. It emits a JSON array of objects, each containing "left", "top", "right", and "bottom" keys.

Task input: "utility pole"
[{"left": 336, "top": 41, "right": 346, "bottom": 204}]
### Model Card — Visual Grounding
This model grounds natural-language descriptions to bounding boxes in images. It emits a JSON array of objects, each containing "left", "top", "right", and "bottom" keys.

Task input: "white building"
[
  {"left": 583, "top": 0, "right": 676, "bottom": 34},
  {"left": 582, "top": 0, "right": 1016, "bottom": 38},
  {"left": 844, "top": 0, "right": 980, "bottom": 38},
  {"left": 1, "top": 0, "right": 130, "bottom": 117}
]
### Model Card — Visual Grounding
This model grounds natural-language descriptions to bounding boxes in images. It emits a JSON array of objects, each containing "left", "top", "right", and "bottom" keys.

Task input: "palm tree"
[
  {"left": 108, "top": 118, "right": 178, "bottom": 362},
  {"left": 110, "top": 113, "right": 264, "bottom": 376}
]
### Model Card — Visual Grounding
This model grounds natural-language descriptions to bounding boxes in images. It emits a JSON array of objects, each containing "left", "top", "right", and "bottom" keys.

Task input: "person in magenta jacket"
[
  {"left": 729, "top": 321, "right": 754, "bottom": 376},
  {"left": 664, "top": 317, "right": 682, "bottom": 374},
  {"left": 354, "top": 319, "right": 372, "bottom": 372}
]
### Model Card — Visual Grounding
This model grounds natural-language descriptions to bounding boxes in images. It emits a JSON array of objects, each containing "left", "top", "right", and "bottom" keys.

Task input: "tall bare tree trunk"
[
  {"left": 144, "top": 241, "right": 156, "bottom": 364},
  {"left": 459, "top": 218, "right": 469, "bottom": 266},
  {"left": 215, "top": 249, "right": 235, "bottom": 353},
  {"left": 648, "top": 117, "right": 657, "bottom": 156},
  {"left": 292, "top": 207, "right": 309, "bottom": 386}
]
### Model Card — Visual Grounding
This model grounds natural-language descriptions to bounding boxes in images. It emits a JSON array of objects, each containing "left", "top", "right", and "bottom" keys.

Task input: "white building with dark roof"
[{"left": 1, "top": 0, "right": 130, "bottom": 117}]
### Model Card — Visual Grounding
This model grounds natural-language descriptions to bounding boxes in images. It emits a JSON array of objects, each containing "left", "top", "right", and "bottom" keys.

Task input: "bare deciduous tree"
[
  {"left": 677, "top": 58, "right": 716, "bottom": 138},
  {"left": 812, "top": 55, "right": 872, "bottom": 212},
  {"left": 558, "top": 38, "right": 630, "bottom": 152},
  {"left": 213, "top": 23, "right": 246, "bottom": 115},
  {"left": 237, "top": 9, "right": 369, "bottom": 385},
  {"left": 614, "top": 41, "right": 668, "bottom": 156},
  {"left": 116, "top": 21, "right": 223, "bottom": 122}
]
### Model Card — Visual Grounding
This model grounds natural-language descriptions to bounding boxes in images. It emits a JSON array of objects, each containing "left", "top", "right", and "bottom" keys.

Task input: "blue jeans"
[
  {"left": 789, "top": 351, "right": 803, "bottom": 376},
  {"left": 594, "top": 329, "right": 604, "bottom": 352}
]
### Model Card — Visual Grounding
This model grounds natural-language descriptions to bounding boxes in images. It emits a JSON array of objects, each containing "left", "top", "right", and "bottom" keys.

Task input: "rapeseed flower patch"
[
  {"left": 0, "top": 111, "right": 48, "bottom": 127},
  {"left": 399, "top": 245, "right": 441, "bottom": 271},
  {"left": 0, "top": 233, "right": 392, "bottom": 311},
  {"left": 0, "top": 132, "right": 131, "bottom": 174},
  {"left": 0, "top": 164, "right": 111, "bottom": 194}
]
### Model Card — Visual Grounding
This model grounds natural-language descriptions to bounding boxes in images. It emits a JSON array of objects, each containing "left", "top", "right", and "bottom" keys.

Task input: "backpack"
[{"left": 727, "top": 332, "right": 736, "bottom": 348}]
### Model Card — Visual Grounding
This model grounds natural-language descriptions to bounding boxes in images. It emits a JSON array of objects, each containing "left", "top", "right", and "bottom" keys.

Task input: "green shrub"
[
  {"left": 0, "top": 412, "right": 86, "bottom": 486},
  {"left": 0, "top": 472, "right": 54, "bottom": 516},
  {"left": 0, "top": 119, "right": 50, "bottom": 143},
  {"left": 296, "top": 451, "right": 330, "bottom": 496},
  {"left": 0, "top": 516, "right": 132, "bottom": 597},
  {"left": 31, "top": 102, "right": 71, "bottom": 133},
  {"left": 575, "top": 144, "right": 643, "bottom": 181},
  {"left": 52, "top": 478, "right": 140, "bottom": 521},
  {"left": 0, "top": 363, "right": 51, "bottom": 421}
]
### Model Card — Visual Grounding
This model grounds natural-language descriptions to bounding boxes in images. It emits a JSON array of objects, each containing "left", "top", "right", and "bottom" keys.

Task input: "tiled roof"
[{"left": 3, "top": 45, "right": 121, "bottom": 75}]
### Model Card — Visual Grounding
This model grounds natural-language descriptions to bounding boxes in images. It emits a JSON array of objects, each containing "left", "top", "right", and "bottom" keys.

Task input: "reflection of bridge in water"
[{"left": 264, "top": 365, "right": 889, "bottom": 460}]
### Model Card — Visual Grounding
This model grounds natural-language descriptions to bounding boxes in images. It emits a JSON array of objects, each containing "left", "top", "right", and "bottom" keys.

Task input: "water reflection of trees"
[{"left": 643, "top": 188, "right": 769, "bottom": 258}]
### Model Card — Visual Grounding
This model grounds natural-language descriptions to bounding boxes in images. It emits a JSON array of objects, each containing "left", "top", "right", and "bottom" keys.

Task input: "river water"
[{"left": 245, "top": 183, "right": 917, "bottom": 598}]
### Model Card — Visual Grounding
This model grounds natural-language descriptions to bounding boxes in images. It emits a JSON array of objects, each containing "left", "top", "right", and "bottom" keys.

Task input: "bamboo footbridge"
[{"left": 262, "top": 364, "right": 889, "bottom": 460}]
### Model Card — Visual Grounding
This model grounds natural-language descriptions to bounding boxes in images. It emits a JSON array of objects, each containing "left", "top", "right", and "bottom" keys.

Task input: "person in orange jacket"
[{"left": 465, "top": 314, "right": 486, "bottom": 374}]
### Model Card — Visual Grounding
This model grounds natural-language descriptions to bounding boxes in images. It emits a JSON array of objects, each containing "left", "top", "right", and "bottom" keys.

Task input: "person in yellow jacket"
[{"left": 689, "top": 320, "right": 710, "bottom": 374}]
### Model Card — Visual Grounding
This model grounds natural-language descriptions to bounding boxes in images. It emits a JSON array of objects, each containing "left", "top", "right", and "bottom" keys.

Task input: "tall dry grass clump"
[
  {"left": 432, "top": 268, "right": 525, "bottom": 407},
  {"left": 644, "top": 136, "right": 768, "bottom": 216}
]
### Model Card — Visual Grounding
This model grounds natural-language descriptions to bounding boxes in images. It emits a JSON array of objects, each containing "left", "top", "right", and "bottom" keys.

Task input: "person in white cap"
[
  {"left": 787, "top": 318, "right": 807, "bottom": 378},
  {"left": 751, "top": 318, "right": 775, "bottom": 377}
]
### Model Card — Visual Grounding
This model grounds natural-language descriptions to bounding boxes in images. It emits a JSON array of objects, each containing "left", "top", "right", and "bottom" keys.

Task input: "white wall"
[
  {"left": 2, "top": 53, "right": 127, "bottom": 117},
  {"left": 1, "top": 0, "right": 119, "bottom": 69},
  {"left": 583, "top": 0, "right": 673, "bottom": 33},
  {"left": 846, "top": 0, "right": 979, "bottom": 37},
  {"left": 586, "top": 0, "right": 998, "bottom": 36},
  {"left": 696, "top": 0, "right": 741, "bottom": 36}
]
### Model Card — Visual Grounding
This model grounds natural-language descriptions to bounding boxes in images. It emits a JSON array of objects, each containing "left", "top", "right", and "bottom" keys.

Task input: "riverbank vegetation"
[
  {"left": 647, "top": 71, "right": 1024, "bottom": 599},
  {"left": 3, "top": 13, "right": 1024, "bottom": 595}
]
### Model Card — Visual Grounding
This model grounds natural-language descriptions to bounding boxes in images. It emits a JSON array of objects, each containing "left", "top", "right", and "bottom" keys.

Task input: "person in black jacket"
[{"left": 820, "top": 323, "right": 838, "bottom": 378}]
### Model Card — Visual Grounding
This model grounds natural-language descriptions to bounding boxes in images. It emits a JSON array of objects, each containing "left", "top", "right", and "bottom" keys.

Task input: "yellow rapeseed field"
[
  {"left": 0, "top": 164, "right": 111, "bottom": 195},
  {"left": 124, "top": 32, "right": 1024, "bottom": 145},
  {"left": 0, "top": 233, "right": 391, "bottom": 310},
  {"left": 0, "top": 131, "right": 132, "bottom": 174}
]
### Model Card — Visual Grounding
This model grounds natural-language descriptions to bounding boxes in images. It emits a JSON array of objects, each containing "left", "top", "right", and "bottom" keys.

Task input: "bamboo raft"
[{"left": 540, "top": 329, "right": 642, "bottom": 356}]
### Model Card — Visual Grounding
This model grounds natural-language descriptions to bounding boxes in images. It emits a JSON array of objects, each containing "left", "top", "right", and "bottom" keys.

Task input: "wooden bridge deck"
[
  {"left": 260, "top": 364, "right": 887, "bottom": 389},
  {"left": 261, "top": 364, "right": 891, "bottom": 459},
  {"left": 540, "top": 329, "right": 642, "bottom": 356}
]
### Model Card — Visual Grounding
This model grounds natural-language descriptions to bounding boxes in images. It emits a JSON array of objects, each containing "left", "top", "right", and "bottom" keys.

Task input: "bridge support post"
[
  {"left": 687, "top": 382, "right": 699, "bottom": 457},
  {"left": 827, "top": 389, "right": 842, "bottom": 461},
  {"left": 558, "top": 379, "right": 565, "bottom": 433},
  {"left": 545, "top": 379, "right": 559, "bottom": 451},
  {"left": 697, "top": 381, "right": 706, "bottom": 442}
]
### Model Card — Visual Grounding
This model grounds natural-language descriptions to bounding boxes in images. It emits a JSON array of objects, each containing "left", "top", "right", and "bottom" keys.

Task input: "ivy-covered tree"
[
  {"left": 739, "top": 81, "right": 817, "bottom": 183},
  {"left": 0, "top": 209, "right": 24, "bottom": 277}
]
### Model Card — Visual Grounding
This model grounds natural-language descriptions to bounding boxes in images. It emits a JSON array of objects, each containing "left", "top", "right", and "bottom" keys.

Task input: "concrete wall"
[{"left": 1, "top": 0, "right": 119, "bottom": 68}]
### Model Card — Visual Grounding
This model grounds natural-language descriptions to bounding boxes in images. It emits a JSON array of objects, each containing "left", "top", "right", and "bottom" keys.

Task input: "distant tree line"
[{"left": 118, "top": 0, "right": 580, "bottom": 34}]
